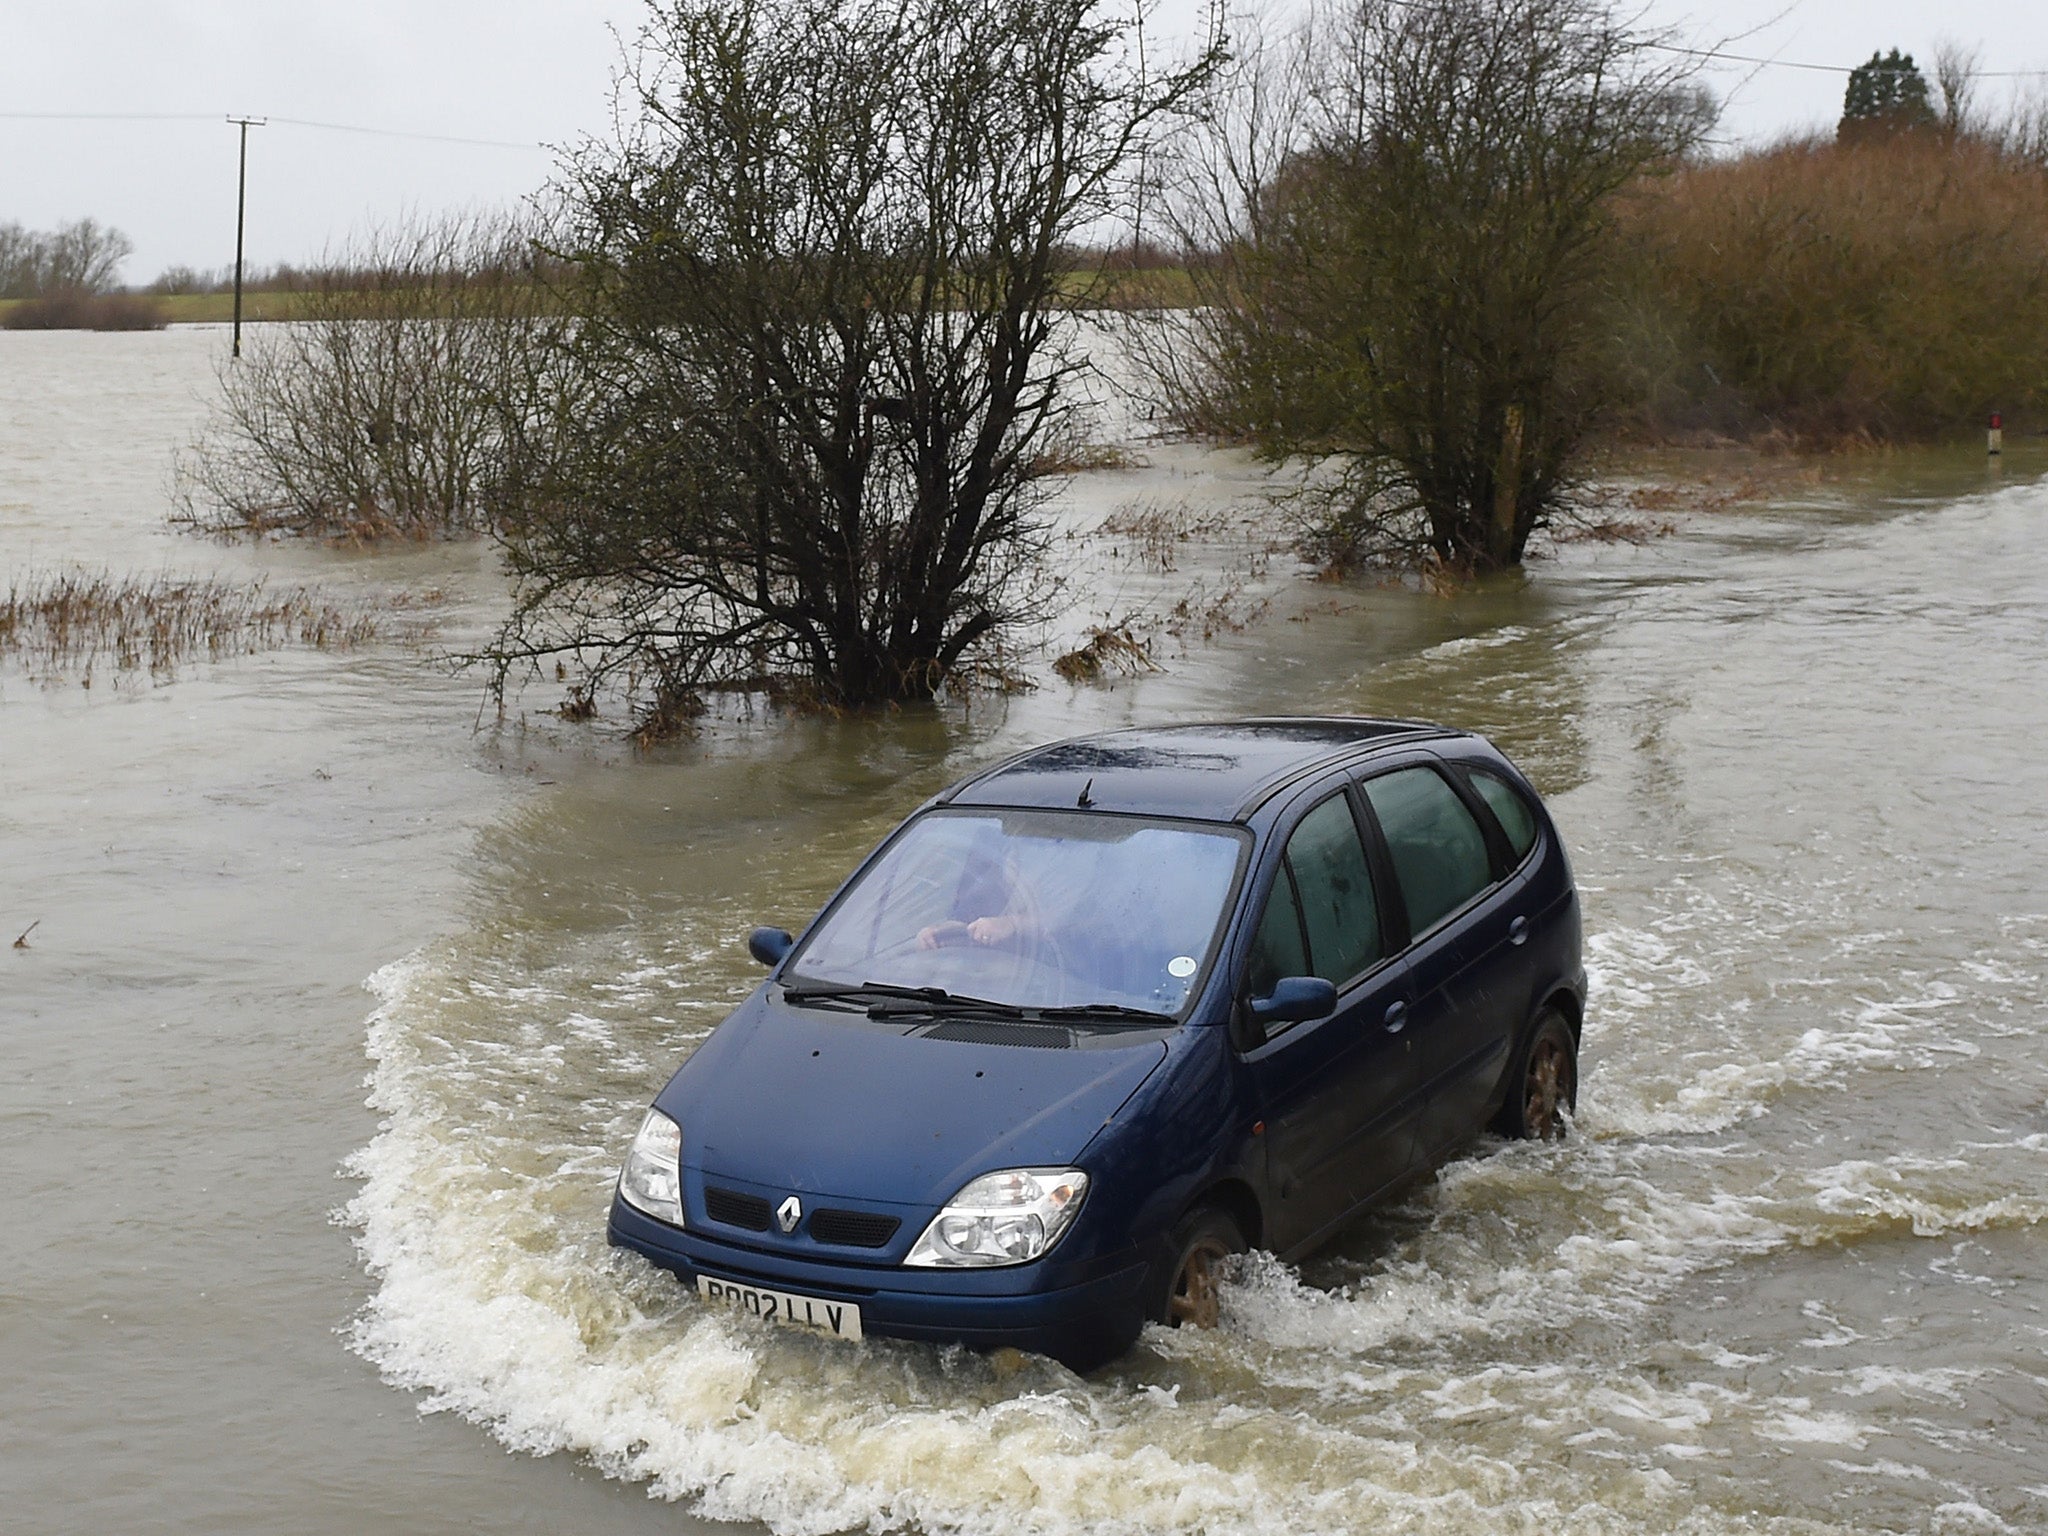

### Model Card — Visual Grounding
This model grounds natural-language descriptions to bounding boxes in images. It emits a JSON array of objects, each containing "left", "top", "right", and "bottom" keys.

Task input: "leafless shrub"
[{"left": 173, "top": 214, "right": 566, "bottom": 541}]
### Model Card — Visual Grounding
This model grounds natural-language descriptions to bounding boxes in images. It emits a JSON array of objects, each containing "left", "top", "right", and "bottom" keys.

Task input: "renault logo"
[{"left": 776, "top": 1195, "right": 802, "bottom": 1234}]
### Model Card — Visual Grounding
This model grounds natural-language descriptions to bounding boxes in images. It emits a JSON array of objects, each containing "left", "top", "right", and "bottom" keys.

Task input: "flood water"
[{"left": 5, "top": 328, "right": 2047, "bottom": 1535}]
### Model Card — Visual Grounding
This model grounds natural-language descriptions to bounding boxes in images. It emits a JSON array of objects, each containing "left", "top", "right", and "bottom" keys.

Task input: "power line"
[
  {"left": 0, "top": 111, "right": 218, "bottom": 122},
  {"left": 265, "top": 116, "right": 545, "bottom": 150},
  {"left": 1353, "top": 0, "right": 2048, "bottom": 80},
  {"left": 0, "top": 109, "right": 546, "bottom": 150},
  {"left": 1645, "top": 41, "right": 2048, "bottom": 79}
]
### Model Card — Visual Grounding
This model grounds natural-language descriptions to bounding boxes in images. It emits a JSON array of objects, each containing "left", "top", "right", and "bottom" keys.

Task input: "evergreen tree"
[{"left": 1839, "top": 49, "right": 1935, "bottom": 141}]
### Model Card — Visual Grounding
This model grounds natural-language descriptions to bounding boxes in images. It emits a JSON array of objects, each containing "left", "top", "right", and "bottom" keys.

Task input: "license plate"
[{"left": 697, "top": 1274, "right": 863, "bottom": 1341}]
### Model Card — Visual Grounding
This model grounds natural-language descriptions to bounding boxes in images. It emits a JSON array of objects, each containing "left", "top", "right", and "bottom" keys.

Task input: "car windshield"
[{"left": 786, "top": 808, "right": 1247, "bottom": 1017}]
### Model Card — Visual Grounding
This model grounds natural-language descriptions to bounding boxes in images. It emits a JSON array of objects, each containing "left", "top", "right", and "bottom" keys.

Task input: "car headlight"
[
  {"left": 904, "top": 1168, "right": 1089, "bottom": 1267},
  {"left": 617, "top": 1108, "right": 684, "bottom": 1226}
]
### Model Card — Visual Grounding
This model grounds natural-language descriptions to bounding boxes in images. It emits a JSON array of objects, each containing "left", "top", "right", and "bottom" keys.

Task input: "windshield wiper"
[
  {"left": 1033, "top": 1002, "right": 1177, "bottom": 1026},
  {"left": 780, "top": 980, "right": 1170, "bottom": 1025},
  {"left": 780, "top": 980, "right": 1029, "bottom": 1019}
]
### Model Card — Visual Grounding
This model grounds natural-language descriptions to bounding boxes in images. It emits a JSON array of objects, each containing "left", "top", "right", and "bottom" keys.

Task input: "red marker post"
[{"left": 1989, "top": 412, "right": 2003, "bottom": 457}]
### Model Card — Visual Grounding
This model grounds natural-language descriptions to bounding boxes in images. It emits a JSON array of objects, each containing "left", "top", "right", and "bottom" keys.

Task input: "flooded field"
[{"left": 5, "top": 328, "right": 2046, "bottom": 1535}]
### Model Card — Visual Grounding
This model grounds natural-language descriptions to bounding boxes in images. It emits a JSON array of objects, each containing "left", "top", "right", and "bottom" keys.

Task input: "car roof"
[{"left": 937, "top": 717, "right": 1460, "bottom": 822}]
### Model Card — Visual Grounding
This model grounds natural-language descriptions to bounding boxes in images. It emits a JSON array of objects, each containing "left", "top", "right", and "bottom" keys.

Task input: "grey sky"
[{"left": 5, "top": 1, "right": 2045, "bottom": 284}]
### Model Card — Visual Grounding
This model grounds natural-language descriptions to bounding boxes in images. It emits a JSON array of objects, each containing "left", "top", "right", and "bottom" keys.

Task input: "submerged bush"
[
  {"left": 1146, "top": 0, "right": 1707, "bottom": 572},
  {"left": 174, "top": 217, "right": 565, "bottom": 540},
  {"left": 483, "top": 0, "right": 1212, "bottom": 712}
]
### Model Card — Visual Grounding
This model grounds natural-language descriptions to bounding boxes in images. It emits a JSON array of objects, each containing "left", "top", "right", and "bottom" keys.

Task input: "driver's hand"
[
  {"left": 918, "top": 920, "right": 969, "bottom": 950},
  {"left": 966, "top": 915, "right": 1018, "bottom": 945}
]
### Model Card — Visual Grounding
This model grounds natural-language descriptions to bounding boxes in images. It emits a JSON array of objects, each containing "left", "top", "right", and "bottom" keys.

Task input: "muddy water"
[{"left": 5, "top": 329, "right": 2047, "bottom": 1535}]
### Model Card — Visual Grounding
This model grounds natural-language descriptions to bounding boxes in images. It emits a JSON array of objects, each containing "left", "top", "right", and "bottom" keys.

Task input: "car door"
[
  {"left": 1238, "top": 789, "right": 1421, "bottom": 1253},
  {"left": 1357, "top": 763, "right": 1523, "bottom": 1159}
]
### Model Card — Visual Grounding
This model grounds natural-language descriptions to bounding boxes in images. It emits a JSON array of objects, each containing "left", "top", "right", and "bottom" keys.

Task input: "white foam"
[{"left": 341, "top": 891, "right": 2048, "bottom": 1535}]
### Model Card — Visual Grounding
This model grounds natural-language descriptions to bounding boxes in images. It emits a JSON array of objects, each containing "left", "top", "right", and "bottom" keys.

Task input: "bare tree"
[
  {"left": 43, "top": 218, "right": 132, "bottom": 293},
  {"left": 175, "top": 216, "right": 565, "bottom": 540},
  {"left": 483, "top": 0, "right": 1212, "bottom": 716},
  {"left": 0, "top": 218, "right": 133, "bottom": 298},
  {"left": 0, "top": 224, "right": 36, "bottom": 300},
  {"left": 1148, "top": 0, "right": 1708, "bottom": 571},
  {"left": 1932, "top": 40, "right": 1981, "bottom": 142}
]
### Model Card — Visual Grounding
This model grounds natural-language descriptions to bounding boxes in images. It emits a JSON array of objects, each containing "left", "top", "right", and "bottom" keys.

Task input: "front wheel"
[
  {"left": 1495, "top": 1010, "right": 1578, "bottom": 1140},
  {"left": 1153, "top": 1206, "right": 1246, "bottom": 1330}
]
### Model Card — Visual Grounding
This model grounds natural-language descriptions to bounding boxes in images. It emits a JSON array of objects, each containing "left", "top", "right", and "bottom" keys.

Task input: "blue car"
[{"left": 610, "top": 718, "right": 1585, "bottom": 1369}]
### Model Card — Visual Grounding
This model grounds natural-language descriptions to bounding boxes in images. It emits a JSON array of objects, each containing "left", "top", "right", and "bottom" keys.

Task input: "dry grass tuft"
[
  {"left": 1029, "top": 442, "right": 1146, "bottom": 476},
  {"left": 1161, "top": 580, "right": 1272, "bottom": 643},
  {"left": 1052, "top": 621, "right": 1159, "bottom": 682},
  {"left": 0, "top": 570, "right": 383, "bottom": 679},
  {"left": 629, "top": 679, "right": 710, "bottom": 747},
  {"left": 1087, "top": 498, "right": 1253, "bottom": 573}
]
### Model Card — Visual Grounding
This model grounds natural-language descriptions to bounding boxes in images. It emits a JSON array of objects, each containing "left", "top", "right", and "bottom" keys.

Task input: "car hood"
[{"left": 658, "top": 992, "right": 1168, "bottom": 1208}]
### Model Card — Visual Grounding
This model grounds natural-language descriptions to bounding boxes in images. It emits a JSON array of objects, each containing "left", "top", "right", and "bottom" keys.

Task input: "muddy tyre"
[
  {"left": 1153, "top": 1206, "right": 1246, "bottom": 1330},
  {"left": 1494, "top": 1010, "right": 1578, "bottom": 1140}
]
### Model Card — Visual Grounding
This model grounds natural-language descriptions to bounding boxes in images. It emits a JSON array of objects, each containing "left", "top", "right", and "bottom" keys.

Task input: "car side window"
[
  {"left": 1246, "top": 867, "right": 1309, "bottom": 999},
  {"left": 1362, "top": 767, "right": 1494, "bottom": 939},
  {"left": 1467, "top": 767, "right": 1539, "bottom": 860},
  {"left": 1284, "top": 793, "right": 1383, "bottom": 985}
]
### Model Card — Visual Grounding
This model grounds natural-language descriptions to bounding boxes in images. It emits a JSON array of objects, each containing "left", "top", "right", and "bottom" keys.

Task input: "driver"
[
  {"left": 916, "top": 852, "right": 1036, "bottom": 948},
  {"left": 915, "top": 837, "right": 1099, "bottom": 952}
]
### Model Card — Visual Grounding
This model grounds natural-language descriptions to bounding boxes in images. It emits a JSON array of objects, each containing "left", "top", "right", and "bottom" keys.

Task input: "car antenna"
[{"left": 1076, "top": 777, "right": 1095, "bottom": 808}]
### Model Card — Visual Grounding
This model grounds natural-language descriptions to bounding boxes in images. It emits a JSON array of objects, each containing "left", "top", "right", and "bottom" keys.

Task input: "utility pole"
[{"left": 226, "top": 115, "right": 265, "bottom": 359}]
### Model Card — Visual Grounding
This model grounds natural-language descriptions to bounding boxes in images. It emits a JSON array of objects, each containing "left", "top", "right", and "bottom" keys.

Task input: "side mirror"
[
  {"left": 747, "top": 926, "right": 794, "bottom": 967},
  {"left": 1250, "top": 975, "right": 1337, "bottom": 1026}
]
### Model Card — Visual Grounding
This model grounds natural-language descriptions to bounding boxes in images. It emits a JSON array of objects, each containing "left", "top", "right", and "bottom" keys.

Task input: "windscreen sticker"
[{"left": 1167, "top": 955, "right": 1199, "bottom": 978}]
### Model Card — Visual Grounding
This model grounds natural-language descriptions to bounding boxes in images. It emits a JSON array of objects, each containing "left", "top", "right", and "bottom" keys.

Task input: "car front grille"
[
  {"left": 702, "top": 1186, "right": 772, "bottom": 1231},
  {"left": 701, "top": 1186, "right": 901, "bottom": 1249},
  {"left": 809, "top": 1209, "right": 902, "bottom": 1248}
]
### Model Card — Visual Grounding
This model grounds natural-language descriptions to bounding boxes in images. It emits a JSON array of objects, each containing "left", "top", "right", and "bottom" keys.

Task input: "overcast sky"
[{"left": 5, "top": 1, "right": 2045, "bottom": 284}]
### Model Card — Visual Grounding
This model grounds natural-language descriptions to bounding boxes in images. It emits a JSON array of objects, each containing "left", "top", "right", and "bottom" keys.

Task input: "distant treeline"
[{"left": 142, "top": 251, "right": 580, "bottom": 297}]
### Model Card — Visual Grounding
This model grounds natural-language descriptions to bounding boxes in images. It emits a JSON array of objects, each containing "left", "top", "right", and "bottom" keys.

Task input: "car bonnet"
[{"left": 658, "top": 991, "right": 1169, "bottom": 1209}]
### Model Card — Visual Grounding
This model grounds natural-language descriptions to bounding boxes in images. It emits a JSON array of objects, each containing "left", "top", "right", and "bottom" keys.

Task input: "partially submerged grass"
[
  {"left": 1087, "top": 497, "right": 1256, "bottom": 573},
  {"left": 1028, "top": 441, "right": 1146, "bottom": 476},
  {"left": 1052, "top": 621, "right": 1159, "bottom": 682},
  {"left": 0, "top": 570, "right": 385, "bottom": 680}
]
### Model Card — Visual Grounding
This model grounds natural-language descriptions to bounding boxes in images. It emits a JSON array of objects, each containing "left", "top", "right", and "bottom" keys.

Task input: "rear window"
[{"left": 1467, "top": 768, "right": 1539, "bottom": 860}]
